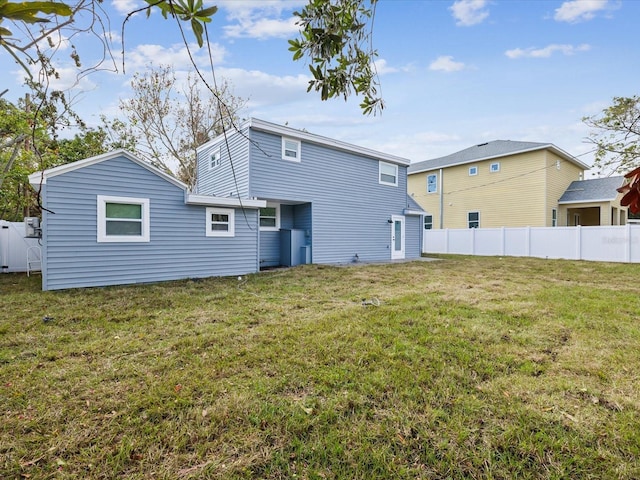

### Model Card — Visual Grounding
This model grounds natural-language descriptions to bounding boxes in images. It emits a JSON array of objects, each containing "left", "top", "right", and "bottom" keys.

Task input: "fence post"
[
  {"left": 526, "top": 226, "right": 531, "bottom": 257},
  {"left": 471, "top": 227, "right": 476, "bottom": 255},
  {"left": 576, "top": 225, "right": 581, "bottom": 260},
  {"left": 626, "top": 223, "right": 631, "bottom": 263},
  {"left": 445, "top": 228, "right": 450, "bottom": 254},
  {"left": 501, "top": 227, "right": 505, "bottom": 256}
]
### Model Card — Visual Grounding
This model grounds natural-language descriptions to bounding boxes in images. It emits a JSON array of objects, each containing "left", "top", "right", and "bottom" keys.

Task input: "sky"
[{"left": 2, "top": 0, "right": 638, "bottom": 176}]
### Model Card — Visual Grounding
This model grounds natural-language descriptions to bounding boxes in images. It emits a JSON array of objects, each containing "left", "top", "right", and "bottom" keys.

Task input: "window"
[
  {"left": 490, "top": 162, "right": 500, "bottom": 173},
  {"left": 259, "top": 203, "right": 280, "bottom": 231},
  {"left": 424, "top": 215, "right": 433, "bottom": 230},
  {"left": 282, "top": 137, "right": 301, "bottom": 162},
  {"left": 206, "top": 207, "right": 234, "bottom": 237},
  {"left": 379, "top": 161, "right": 398, "bottom": 186},
  {"left": 427, "top": 174, "right": 438, "bottom": 193},
  {"left": 468, "top": 211, "right": 480, "bottom": 228},
  {"left": 209, "top": 148, "right": 221, "bottom": 170},
  {"left": 552, "top": 208, "right": 557, "bottom": 227},
  {"left": 469, "top": 166, "right": 478, "bottom": 176},
  {"left": 97, "top": 195, "right": 150, "bottom": 243}
]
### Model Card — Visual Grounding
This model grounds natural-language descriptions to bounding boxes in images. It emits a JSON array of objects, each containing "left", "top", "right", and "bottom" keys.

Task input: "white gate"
[{"left": 0, "top": 221, "right": 41, "bottom": 273}]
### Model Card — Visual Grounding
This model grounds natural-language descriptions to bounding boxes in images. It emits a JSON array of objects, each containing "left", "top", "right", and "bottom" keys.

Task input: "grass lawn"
[{"left": 2, "top": 255, "right": 640, "bottom": 479}]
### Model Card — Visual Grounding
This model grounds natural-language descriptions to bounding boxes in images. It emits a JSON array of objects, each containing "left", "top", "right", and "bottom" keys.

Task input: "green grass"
[{"left": 2, "top": 256, "right": 640, "bottom": 479}]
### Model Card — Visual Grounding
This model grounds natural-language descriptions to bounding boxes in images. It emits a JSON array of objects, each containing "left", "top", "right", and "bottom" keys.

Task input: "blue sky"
[{"left": 3, "top": 0, "right": 638, "bottom": 175}]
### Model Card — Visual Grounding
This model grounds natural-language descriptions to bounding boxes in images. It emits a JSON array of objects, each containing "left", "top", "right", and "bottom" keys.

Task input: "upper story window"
[
  {"left": 427, "top": 174, "right": 438, "bottom": 193},
  {"left": 469, "top": 166, "right": 478, "bottom": 176},
  {"left": 379, "top": 161, "right": 398, "bottom": 186},
  {"left": 97, "top": 195, "right": 150, "bottom": 243},
  {"left": 206, "top": 207, "right": 235, "bottom": 237},
  {"left": 424, "top": 215, "right": 433, "bottom": 230},
  {"left": 468, "top": 211, "right": 480, "bottom": 228},
  {"left": 490, "top": 162, "right": 500, "bottom": 173},
  {"left": 259, "top": 203, "right": 280, "bottom": 231},
  {"left": 552, "top": 208, "right": 558, "bottom": 227},
  {"left": 282, "top": 137, "right": 301, "bottom": 162},
  {"left": 209, "top": 148, "right": 221, "bottom": 170}
]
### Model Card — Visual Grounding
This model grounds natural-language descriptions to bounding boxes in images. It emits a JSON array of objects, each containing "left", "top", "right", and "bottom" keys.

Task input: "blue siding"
[
  {"left": 405, "top": 215, "right": 422, "bottom": 259},
  {"left": 248, "top": 129, "right": 410, "bottom": 264},
  {"left": 259, "top": 231, "right": 280, "bottom": 267},
  {"left": 42, "top": 155, "right": 259, "bottom": 290},
  {"left": 196, "top": 125, "right": 250, "bottom": 197}
]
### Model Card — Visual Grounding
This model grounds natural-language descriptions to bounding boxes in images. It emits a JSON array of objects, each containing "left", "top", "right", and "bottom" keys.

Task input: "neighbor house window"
[
  {"left": 469, "top": 166, "right": 478, "bottom": 176},
  {"left": 282, "top": 137, "right": 301, "bottom": 162},
  {"left": 468, "top": 211, "right": 480, "bottom": 228},
  {"left": 490, "top": 162, "right": 500, "bottom": 173},
  {"left": 206, "top": 207, "right": 234, "bottom": 237},
  {"left": 424, "top": 215, "right": 433, "bottom": 230},
  {"left": 209, "top": 148, "right": 221, "bottom": 170},
  {"left": 427, "top": 174, "right": 438, "bottom": 193},
  {"left": 259, "top": 203, "right": 280, "bottom": 231},
  {"left": 97, "top": 195, "right": 150, "bottom": 243},
  {"left": 379, "top": 161, "right": 398, "bottom": 186},
  {"left": 552, "top": 208, "right": 557, "bottom": 227}
]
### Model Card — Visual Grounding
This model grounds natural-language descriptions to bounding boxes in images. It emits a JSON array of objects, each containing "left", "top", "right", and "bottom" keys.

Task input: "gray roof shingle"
[
  {"left": 408, "top": 140, "right": 589, "bottom": 173},
  {"left": 558, "top": 177, "right": 625, "bottom": 203}
]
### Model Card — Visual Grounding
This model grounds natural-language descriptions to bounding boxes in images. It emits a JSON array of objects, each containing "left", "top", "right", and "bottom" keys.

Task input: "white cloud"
[
  {"left": 449, "top": 0, "right": 490, "bottom": 26},
  {"left": 124, "top": 42, "right": 227, "bottom": 71},
  {"left": 218, "top": 68, "right": 310, "bottom": 108},
  {"left": 224, "top": 16, "right": 299, "bottom": 39},
  {"left": 505, "top": 43, "right": 590, "bottom": 59},
  {"left": 217, "top": 1, "right": 303, "bottom": 39},
  {"left": 554, "top": 0, "right": 610, "bottom": 23},
  {"left": 111, "top": 0, "right": 142, "bottom": 15},
  {"left": 373, "top": 59, "right": 398, "bottom": 75},
  {"left": 429, "top": 55, "right": 466, "bottom": 72}
]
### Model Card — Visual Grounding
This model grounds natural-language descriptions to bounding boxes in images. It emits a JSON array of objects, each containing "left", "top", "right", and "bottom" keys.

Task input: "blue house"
[
  {"left": 29, "top": 119, "right": 424, "bottom": 290},
  {"left": 28, "top": 150, "right": 265, "bottom": 290},
  {"left": 195, "top": 118, "right": 424, "bottom": 268}
]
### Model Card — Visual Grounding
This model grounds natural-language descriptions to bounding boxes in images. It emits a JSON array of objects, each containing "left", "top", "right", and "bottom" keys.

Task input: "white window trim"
[
  {"left": 282, "top": 137, "right": 301, "bottom": 162},
  {"left": 469, "top": 166, "right": 478, "bottom": 176},
  {"left": 424, "top": 215, "right": 433, "bottom": 230},
  {"left": 552, "top": 208, "right": 558, "bottom": 227},
  {"left": 259, "top": 203, "right": 280, "bottom": 231},
  {"left": 490, "top": 162, "right": 500, "bottom": 173},
  {"left": 427, "top": 174, "right": 438, "bottom": 194},
  {"left": 468, "top": 211, "right": 480, "bottom": 229},
  {"left": 379, "top": 161, "right": 398, "bottom": 187},
  {"left": 97, "top": 195, "right": 150, "bottom": 243},
  {"left": 209, "top": 147, "right": 221, "bottom": 170},
  {"left": 206, "top": 207, "right": 235, "bottom": 237}
]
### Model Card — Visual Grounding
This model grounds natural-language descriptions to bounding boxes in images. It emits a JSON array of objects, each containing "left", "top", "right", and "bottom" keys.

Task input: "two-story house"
[
  {"left": 28, "top": 118, "right": 423, "bottom": 290},
  {"left": 408, "top": 140, "right": 626, "bottom": 229}
]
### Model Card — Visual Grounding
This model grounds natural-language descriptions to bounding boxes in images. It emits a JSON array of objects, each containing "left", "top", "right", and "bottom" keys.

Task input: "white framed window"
[
  {"left": 552, "top": 208, "right": 557, "bottom": 227},
  {"left": 490, "top": 162, "right": 500, "bottom": 173},
  {"left": 282, "top": 137, "right": 301, "bottom": 162},
  {"left": 259, "top": 203, "right": 280, "bottom": 231},
  {"left": 468, "top": 211, "right": 480, "bottom": 229},
  {"left": 206, "top": 207, "right": 235, "bottom": 237},
  {"left": 97, "top": 195, "right": 150, "bottom": 243},
  {"left": 469, "top": 166, "right": 478, "bottom": 176},
  {"left": 379, "top": 161, "right": 398, "bottom": 186},
  {"left": 427, "top": 174, "right": 437, "bottom": 193},
  {"left": 424, "top": 215, "right": 433, "bottom": 230},
  {"left": 209, "top": 148, "right": 221, "bottom": 170}
]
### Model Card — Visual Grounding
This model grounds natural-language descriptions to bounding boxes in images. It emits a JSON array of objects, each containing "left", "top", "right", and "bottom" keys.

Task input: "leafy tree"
[
  {"left": 583, "top": 95, "right": 640, "bottom": 176},
  {"left": 110, "top": 64, "right": 245, "bottom": 188}
]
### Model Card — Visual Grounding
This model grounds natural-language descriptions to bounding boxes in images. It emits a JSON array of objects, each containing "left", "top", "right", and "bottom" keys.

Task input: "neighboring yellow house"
[{"left": 408, "top": 140, "right": 626, "bottom": 229}]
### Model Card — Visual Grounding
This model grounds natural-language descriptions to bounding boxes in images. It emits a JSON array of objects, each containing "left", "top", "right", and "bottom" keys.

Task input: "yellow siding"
[{"left": 544, "top": 151, "right": 584, "bottom": 226}]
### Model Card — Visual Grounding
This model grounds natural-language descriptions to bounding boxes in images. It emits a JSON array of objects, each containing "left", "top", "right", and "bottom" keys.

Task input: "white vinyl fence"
[
  {"left": 0, "top": 220, "right": 41, "bottom": 273},
  {"left": 423, "top": 225, "right": 640, "bottom": 263}
]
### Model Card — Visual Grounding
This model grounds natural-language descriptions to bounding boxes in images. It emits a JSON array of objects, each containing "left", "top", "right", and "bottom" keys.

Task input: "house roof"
[
  {"left": 408, "top": 140, "right": 590, "bottom": 174},
  {"left": 404, "top": 194, "right": 425, "bottom": 216},
  {"left": 197, "top": 118, "right": 411, "bottom": 166},
  {"left": 558, "top": 176, "right": 625, "bottom": 204},
  {"left": 28, "top": 149, "right": 266, "bottom": 209}
]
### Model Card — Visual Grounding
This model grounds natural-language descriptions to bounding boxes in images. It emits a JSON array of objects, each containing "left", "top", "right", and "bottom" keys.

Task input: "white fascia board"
[
  {"left": 558, "top": 198, "right": 617, "bottom": 205},
  {"left": 404, "top": 209, "right": 425, "bottom": 216},
  {"left": 28, "top": 149, "right": 188, "bottom": 191},
  {"left": 186, "top": 194, "right": 266, "bottom": 209}
]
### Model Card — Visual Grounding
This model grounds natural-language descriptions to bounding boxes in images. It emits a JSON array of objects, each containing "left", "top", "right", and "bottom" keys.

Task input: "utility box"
[{"left": 24, "top": 217, "right": 41, "bottom": 238}]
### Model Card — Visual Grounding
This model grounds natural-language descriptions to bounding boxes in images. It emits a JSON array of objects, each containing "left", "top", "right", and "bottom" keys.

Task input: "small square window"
[
  {"left": 427, "top": 174, "right": 437, "bottom": 193},
  {"left": 206, "top": 207, "right": 235, "bottom": 237},
  {"left": 259, "top": 204, "right": 280, "bottom": 231},
  {"left": 469, "top": 166, "right": 478, "bottom": 176},
  {"left": 379, "top": 161, "right": 398, "bottom": 186},
  {"left": 282, "top": 138, "right": 301, "bottom": 162},
  {"left": 97, "top": 195, "right": 150, "bottom": 243},
  {"left": 210, "top": 148, "right": 221, "bottom": 170},
  {"left": 490, "top": 162, "right": 500, "bottom": 173},
  {"left": 424, "top": 215, "right": 433, "bottom": 230}
]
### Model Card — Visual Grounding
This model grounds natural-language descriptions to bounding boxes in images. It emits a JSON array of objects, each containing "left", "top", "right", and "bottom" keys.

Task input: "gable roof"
[
  {"left": 408, "top": 140, "right": 590, "bottom": 174},
  {"left": 558, "top": 176, "right": 625, "bottom": 204},
  {"left": 197, "top": 118, "right": 411, "bottom": 166}
]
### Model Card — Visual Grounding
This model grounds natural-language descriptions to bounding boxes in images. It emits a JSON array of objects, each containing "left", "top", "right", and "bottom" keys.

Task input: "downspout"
[{"left": 439, "top": 168, "right": 444, "bottom": 229}]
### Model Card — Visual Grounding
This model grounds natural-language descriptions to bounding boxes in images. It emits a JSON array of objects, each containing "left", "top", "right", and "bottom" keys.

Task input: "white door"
[{"left": 391, "top": 215, "right": 405, "bottom": 260}]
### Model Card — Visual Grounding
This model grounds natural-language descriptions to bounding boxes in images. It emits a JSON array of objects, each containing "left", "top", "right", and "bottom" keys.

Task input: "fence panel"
[{"left": 0, "top": 221, "right": 41, "bottom": 273}]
